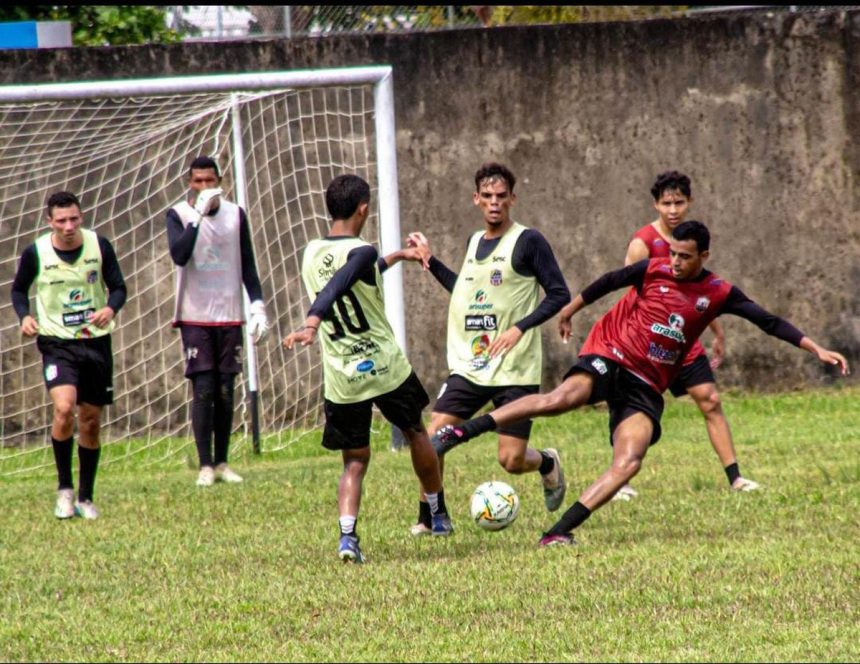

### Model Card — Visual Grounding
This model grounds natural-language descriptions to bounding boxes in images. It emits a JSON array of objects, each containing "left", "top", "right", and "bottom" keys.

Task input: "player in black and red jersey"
[{"left": 430, "top": 220, "right": 849, "bottom": 546}]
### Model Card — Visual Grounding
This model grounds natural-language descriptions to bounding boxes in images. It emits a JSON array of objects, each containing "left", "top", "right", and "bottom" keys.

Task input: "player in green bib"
[
  {"left": 389, "top": 162, "right": 571, "bottom": 536},
  {"left": 10, "top": 191, "right": 127, "bottom": 520},
  {"left": 283, "top": 174, "right": 451, "bottom": 563}
]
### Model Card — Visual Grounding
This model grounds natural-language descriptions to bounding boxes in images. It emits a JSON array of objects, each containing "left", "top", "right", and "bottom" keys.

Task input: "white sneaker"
[
  {"left": 611, "top": 484, "right": 639, "bottom": 502},
  {"left": 196, "top": 466, "right": 215, "bottom": 487},
  {"left": 74, "top": 499, "right": 99, "bottom": 520},
  {"left": 215, "top": 463, "right": 243, "bottom": 483},
  {"left": 409, "top": 522, "right": 432, "bottom": 537},
  {"left": 541, "top": 448, "right": 566, "bottom": 512},
  {"left": 54, "top": 488, "right": 75, "bottom": 519},
  {"left": 732, "top": 477, "right": 762, "bottom": 492}
]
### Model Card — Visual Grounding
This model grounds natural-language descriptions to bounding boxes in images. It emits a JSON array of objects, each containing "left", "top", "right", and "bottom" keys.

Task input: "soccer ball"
[{"left": 470, "top": 481, "right": 520, "bottom": 531}]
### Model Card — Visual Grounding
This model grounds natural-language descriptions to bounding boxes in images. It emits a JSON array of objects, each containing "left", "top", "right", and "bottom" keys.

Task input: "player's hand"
[
  {"left": 558, "top": 314, "right": 573, "bottom": 344},
  {"left": 398, "top": 246, "right": 430, "bottom": 268},
  {"left": 406, "top": 232, "right": 432, "bottom": 270},
  {"left": 247, "top": 300, "right": 269, "bottom": 345},
  {"left": 88, "top": 307, "right": 115, "bottom": 328},
  {"left": 815, "top": 348, "right": 850, "bottom": 375},
  {"left": 283, "top": 325, "right": 318, "bottom": 349},
  {"left": 20, "top": 315, "right": 39, "bottom": 337},
  {"left": 709, "top": 335, "right": 725, "bottom": 369},
  {"left": 193, "top": 187, "right": 224, "bottom": 219},
  {"left": 487, "top": 326, "right": 523, "bottom": 359}
]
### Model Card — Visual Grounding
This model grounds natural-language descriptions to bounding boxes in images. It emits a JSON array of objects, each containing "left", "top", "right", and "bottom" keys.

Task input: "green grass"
[{"left": 1, "top": 386, "right": 858, "bottom": 662}]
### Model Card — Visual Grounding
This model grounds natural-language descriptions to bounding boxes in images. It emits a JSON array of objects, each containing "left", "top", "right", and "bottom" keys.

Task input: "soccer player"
[
  {"left": 283, "top": 174, "right": 452, "bottom": 563},
  {"left": 166, "top": 156, "right": 269, "bottom": 487},
  {"left": 11, "top": 191, "right": 127, "bottom": 520},
  {"left": 431, "top": 220, "right": 849, "bottom": 546},
  {"left": 612, "top": 171, "right": 758, "bottom": 501},
  {"left": 392, "top": 162, "right": 571, "bottom": 536}
]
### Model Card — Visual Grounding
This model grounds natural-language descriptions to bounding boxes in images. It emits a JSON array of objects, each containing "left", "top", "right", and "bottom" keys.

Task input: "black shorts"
[
  {"left": 179, "top": 324, "right": 243, "bottom": 378},
  {"left": 668, "top": 354, "right": 716, "bottom": 397},
  {"left": 37, "top": 335, "right": 114, "bottom": 406},
  {"left": 433, "top": 373, "right": 539, "bottom": 440},
  {"left": 565, "top": 355, "right": 664, "bottom": 446},
  {"left": 322, "top": 371, "right": 430, "bottom": 451}
]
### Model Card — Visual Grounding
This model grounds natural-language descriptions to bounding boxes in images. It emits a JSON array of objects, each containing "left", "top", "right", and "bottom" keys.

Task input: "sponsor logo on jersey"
[
  {"left": 317, "top": 253, "right": 338, "bottom": 280},
  {"left": 356, "top": 359, "right": 375, "bottom": 373},
  {"left": 74, "top": 327, "right": 93, "bottom": 339},
  {"left": 348, "top": 374, "right": 367, "bottom": 383},
  {"left": 350, "top": 339, "right": 380, "bottom": 356},
  {"left": 62, "top": 308, "right": 95, "bottom": 327},
  {"left": 199, "top": 246, "right": 229, "bottom": 272},
  {"left": 186, "top": 346, "right": 199, "bottom": 361},
  {"left": 69, "top": 289, "right": 83, "bottom": 303},
  {"left": 659, "top": 286, "right": 669, "bottom": 293},
  {"left": 84, "top": 257, "right": 99, "bottom": 264},
  {"left": 489, "top": 269, "right": 503, "bottom": 286},
  {"left": 468, "top": 289, "right": 493, "bottom": 311},
  {"left": 50, "top": 280, "right": 64, "bottom": 285},
  {"left": 492, "top": 255, "right": 506, "bottom": 263},
  {"left": 695, "top": 296, "right": 710, "bottom": 312},
  {"left": 44, "top": 264, "right": 58, "bottom": 270},
  {"left": 651, "top": 313, "right": 686, "bottom": 343},
  {"left": 591, "top": 358, "right": 608, "bottom": 375},
  {"left": 611, "top": 346, "right": 624, "bottom": 361},
  {"left": 465, "top": 314, "right": 497, "bottom": 331},
  {"left": 45, "top": 364, "right": 58, "bottom": 381},
  {"left": 86, "top": 270, "right": 98, "bottom": 284},
  {"left": 648, "top": 342, "right": 679, "bottom": 364},
  {"left": 469, "top": 334, "right": 491, "bottom": 370}
]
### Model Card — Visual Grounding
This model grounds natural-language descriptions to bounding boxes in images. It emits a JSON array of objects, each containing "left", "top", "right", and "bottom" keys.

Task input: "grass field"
[{"left": 1, "top": 386, "right": 858, "bottom": 662}]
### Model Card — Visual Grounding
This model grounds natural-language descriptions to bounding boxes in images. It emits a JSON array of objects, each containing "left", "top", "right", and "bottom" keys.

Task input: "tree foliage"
[{"left": 0, "top": 5, "right": 181, "bottom": 46}]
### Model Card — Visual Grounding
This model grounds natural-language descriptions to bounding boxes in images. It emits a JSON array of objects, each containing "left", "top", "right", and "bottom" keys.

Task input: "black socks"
[{"left": 52, "top": 436, "right": 74, "bottom": 490}]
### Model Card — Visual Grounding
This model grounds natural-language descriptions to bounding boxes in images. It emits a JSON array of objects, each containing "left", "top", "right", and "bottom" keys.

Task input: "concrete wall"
[{"left": 3, "top": 9, "right": 858, "bottom": 393}]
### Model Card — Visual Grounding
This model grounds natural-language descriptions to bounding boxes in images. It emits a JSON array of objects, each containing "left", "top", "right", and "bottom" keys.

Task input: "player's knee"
[
  {"left": 613, "top": 451, "right": 644, "bottom": 479},
  {"left": 497, "top": 449, "right": 526, "bottom": 473},
  {"left": 78, "top": 416, "right": 100, "bottom": 440},
  {"left": 53, "top": 400, "right": 75, "bottom": 424},
  {"left": 697, "top": 388, "right": 723, "bottom": 417}
]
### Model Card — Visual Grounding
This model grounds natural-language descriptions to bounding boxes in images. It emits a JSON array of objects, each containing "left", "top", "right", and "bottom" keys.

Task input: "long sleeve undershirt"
[
  {"left": 307, "top": 242, "right": 378, "bottom": 319},
  {"left": 11, "top": 235, "right": 127, "bottom": 322},
  {"left": 165, "top": 205, "right": 263, "bottom": 302},
  {"left": 425, "top": 228, "right": 570, "bottom": 332},
  {"left": 580, "top": 260, "right": 805, "bottom": 346}
]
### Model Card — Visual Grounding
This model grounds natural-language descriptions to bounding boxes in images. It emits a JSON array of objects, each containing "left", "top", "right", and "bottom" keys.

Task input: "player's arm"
[
  {"left": 236, "top": 209, "right": 270, "bottom": 344},
  {"left": 10, "top": 245, "right": 39, "bottom": 336},
  {"left": 720, "top": 286, "right": 849, "bottom": 375},
  {"left": 624, "top": 237, "right": 650, "bottom": 266},
  {"left": 706, "top": 318, "right": 726, "bottom": 369},
  {"left": 488, "top": 230, "right": 571, "bottom": 359},
  {"left": 283, "top": 245, "right": 378, "bottom": 349},
  {"left": 166, "top": 208, "right": 199, "bottom": 266},
  {"left": 558, "top": 260, "right": 649, "bottom": 343},
  {"left": 89, "top": 237, "right": 127, "bottom": 329},
  {"left": 395, "top": 231, "right": 458, "bottom": 293}
]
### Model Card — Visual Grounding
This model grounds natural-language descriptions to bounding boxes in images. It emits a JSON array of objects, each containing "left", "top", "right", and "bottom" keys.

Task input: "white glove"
[
  {"left": 247, "top": 300, "right": 269, "bottom": 345},
  {"left": 193, "top": 187, "right": 224, "bottom": 223}
]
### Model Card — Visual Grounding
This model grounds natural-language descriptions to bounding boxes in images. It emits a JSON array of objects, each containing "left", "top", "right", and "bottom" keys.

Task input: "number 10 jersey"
[{"left": 301, "top": 237, "right": 411, "bottom": 404}]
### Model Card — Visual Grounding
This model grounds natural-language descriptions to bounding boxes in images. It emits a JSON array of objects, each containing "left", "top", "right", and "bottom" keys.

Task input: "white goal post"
[{"left": 0, "top": 66, "right": 408, "bottom": 476}]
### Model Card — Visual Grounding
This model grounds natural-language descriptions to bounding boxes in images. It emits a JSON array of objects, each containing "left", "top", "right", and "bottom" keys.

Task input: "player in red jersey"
[
  {"left": 612, "top": 171, "right": 758, "bottom": 501},
  {"left": 429, "top": 221, "right": 849, "bottom": 546}
]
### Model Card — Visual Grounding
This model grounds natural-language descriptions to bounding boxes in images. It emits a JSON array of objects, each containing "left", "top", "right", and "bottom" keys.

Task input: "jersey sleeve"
[
  {"left": 581, "top": 260, "right": 648, "bottom": 304},
  {"left": 719, "top": 285, "right": 805, "bottom": 346},
  {"left": 239, "top": 208, "right": 264, "bottom": 302},
  {"left": 98, "top": 236, "right": 127, "bottom": 313},
  {"left": 10, "top": 244, "right": 38, "bottom": 321},
  {"left": 511, "top": 229, "right": 571, "bottom": 331}
]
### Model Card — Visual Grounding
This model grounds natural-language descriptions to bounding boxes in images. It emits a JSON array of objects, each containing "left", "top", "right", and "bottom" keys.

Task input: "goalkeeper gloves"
[
  {"left": 192, "top": 187, "right": 224, "bottom": 226},
  {"left": 247, "top": 300, "right": 269, "bottom": 344}
]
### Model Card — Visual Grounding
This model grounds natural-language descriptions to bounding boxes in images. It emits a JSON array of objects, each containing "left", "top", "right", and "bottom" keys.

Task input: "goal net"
[{"left": 0, "top": 68, "right": 405, "bottom": 477}]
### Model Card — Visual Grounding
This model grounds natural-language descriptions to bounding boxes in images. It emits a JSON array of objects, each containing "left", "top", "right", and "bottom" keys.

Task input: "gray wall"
[{"left": 3, "top": 9, "right": 858, "bottom": 392}]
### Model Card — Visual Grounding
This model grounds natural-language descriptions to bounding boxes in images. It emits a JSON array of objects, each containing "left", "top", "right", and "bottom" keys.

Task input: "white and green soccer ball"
[{"left": 470, "top": 481, "right": 519, "bottom": 531}]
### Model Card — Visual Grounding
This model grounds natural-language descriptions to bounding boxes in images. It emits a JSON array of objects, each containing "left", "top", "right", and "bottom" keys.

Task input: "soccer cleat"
[
  {"left": 541, "top": 448, "right": 566, "bottom": 512},
  {"left": 410, "top": 522, "right": 432, "bottom": 537},
  {"left": 196, "top": 466, "right": 215, "bottom": 487},
  {"left": 431, "top": 513, "right": 454, "bottom": 537},
  {"left": 54, "top": 488, "right": 75, "bottom": 519},
  {"left": 538, "top": 532, "right": 576, "bottom": 547},
  {"left": 611, "top": 484, "right": 639, "bottom": 502},
  {"left": 338, "top": 534, "right": 365, "bottom": 563},
  {"left": 732, "top": 477, "right": 762, "bottom": 492},
  {"left": 430, "top": 425, "right": 469, "bottom": 457},
  {"left": 214, "top": 463, "right": 243, "bottom": 484},
  {"left": 74, "top": 499, "right": 99, "bottom": 520}
]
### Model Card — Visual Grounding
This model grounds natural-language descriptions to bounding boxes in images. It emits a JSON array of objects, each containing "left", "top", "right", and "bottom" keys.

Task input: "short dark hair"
[
  {"left": 325, "top": 174, "right": 371, "bottom": 220},
  {"left": 188, "top": 156, "right": 220, "bottom": 178},
  {"left": 672, "top": 220, "right": 710, "bottom": 252},
  {"left": 46, "top": 191, "right": 81, "bottom": 217},
  {"left": 651, "top": 170, "right": 691, "bottom": 200},
  {"left": 474, "top": 162, "right": 516, "bottom": 193}
]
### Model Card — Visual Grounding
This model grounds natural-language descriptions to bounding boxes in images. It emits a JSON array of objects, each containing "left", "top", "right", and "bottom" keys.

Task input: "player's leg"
[
  {"left": 540, "top": 372, "right": 663, "bottom": 546},
  {"left": 323, "top": 398, "right": 372, "bottom": 563},
  {"left": 180, "top": 325, "right": 217, "bottom": 487},
  {"left": 75, "top": 402, "right": 103, "bottom": 519},
  {"left": 376, "top": 372, "right": 453, "bottom": 536},
  {"left": 493, "top": 385, "right": 566, "bottom": 512},
  {"left": 213, "top": 326, "right": 243, "bottom": 483},
  {"left": 48, "top": 384, "right": 78, "bottom": 519}
]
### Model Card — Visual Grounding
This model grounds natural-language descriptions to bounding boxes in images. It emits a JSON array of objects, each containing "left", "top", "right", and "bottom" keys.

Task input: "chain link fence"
[{"left": 170, "top": 5, "right": 853, "bottom": 41}]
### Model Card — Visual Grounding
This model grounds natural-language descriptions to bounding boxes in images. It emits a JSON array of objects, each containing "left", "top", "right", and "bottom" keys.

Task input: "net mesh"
[{"left": 0, "top": 85, "right": 380, "bottom": 476}]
